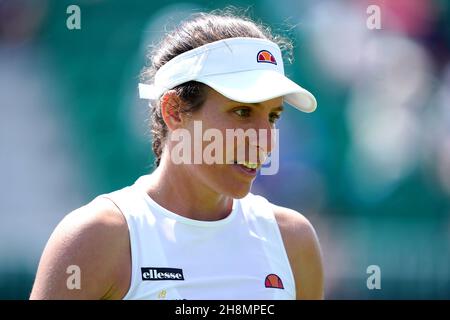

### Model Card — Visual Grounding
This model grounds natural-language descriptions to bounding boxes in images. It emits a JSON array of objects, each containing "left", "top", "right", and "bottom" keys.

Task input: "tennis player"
[{"left": 30, "top": 11, "right": 324, "bottom": 300}]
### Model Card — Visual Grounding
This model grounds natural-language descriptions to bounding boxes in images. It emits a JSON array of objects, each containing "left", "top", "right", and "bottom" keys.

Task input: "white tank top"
[{"left": 99, "top": 175, "right": 296, "bottom": 300}]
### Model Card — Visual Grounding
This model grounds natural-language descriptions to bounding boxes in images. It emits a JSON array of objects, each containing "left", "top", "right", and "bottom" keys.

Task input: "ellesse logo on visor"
[
  {"left": 141, "top": 267, "right": 184, "bottom": 281},
  {"left": 257, "top": 50, "right": 277, "bottom": 65}
]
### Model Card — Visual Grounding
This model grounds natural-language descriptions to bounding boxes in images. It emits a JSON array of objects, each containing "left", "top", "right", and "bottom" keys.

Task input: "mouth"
[{"left": 231, "top": 160, "right": 260, "bottom": 177}]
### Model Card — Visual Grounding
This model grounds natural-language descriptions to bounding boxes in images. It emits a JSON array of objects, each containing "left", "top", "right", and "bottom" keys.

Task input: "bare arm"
[
  {"left": 30, "top": 198, "right": 131, "bottom": 300},
  {"left": 273, "top": 205, "right": 324, "bottom": 300}
]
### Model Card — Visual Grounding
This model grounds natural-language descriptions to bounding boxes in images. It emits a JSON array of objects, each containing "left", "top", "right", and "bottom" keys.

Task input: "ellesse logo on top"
[
  {"left": 141, "top": 267, "right": 184, "bottom": 281},
  {"left": 256, "top": 50, "right": 277, "bottom": 65}
]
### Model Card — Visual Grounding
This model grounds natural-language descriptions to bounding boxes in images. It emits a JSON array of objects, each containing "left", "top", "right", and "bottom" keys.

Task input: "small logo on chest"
[
  {"left": 265, "top": 273, "right": 284, "bottom": 289},
  {"left": 141, "top": 267, "right": 184, "bottom": 281}
]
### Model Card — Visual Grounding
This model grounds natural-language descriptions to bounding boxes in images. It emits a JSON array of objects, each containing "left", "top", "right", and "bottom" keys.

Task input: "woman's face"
[{"left": 176, "top": 86, "right": 283, "bottom": 199}]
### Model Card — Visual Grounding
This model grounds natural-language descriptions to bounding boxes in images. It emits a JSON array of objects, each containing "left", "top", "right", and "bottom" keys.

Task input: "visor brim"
[{"left": 197, "top": 69, "right": 317, "bottom": 113}]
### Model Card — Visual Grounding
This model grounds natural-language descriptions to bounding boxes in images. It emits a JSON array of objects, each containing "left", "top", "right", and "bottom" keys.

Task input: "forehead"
[{"left": 203, "top": 85, "right": 284, "bottom": 109}]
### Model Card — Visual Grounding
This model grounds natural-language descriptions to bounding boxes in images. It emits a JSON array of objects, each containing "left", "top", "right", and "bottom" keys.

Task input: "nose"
[
  {"left": 256, "top": 117, "right": 276, "bottom": 156},
  {"left": 245, "top": 118, "right": 276, "bottom": 164}
]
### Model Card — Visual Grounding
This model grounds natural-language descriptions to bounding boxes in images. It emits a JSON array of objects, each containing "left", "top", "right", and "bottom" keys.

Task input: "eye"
[
  {"left": 233, "top": 107, "right": 251, "bottom": 118},
  {"left": 269, "top": 112, "right": 281, "bottom": 124}
]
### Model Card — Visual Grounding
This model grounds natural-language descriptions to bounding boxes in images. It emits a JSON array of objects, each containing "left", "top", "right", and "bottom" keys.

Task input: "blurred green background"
[{"left": 0, "top": 0, "right": 449, "bottom": 299}]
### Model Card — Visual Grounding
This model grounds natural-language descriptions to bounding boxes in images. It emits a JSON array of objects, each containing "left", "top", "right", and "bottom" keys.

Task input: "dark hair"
[{"left": 141, "top": 8, "right": 293, "bottom": 167}]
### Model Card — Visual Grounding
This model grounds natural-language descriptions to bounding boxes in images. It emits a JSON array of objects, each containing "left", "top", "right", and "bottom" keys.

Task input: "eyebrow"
[
  {"left": 226, "top": 99, "right": 284, "bottom": 112},
  {"left": 247, "top": 102, "right": 284, "bottom": 112},
  {"left": 271, "top": 105, "right": 284, "bottom": 112}
]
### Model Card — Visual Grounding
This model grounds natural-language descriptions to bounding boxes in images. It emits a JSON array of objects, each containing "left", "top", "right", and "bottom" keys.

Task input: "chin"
[
  {"left": 224, "top": 182, "right": 253, "bottom": 199},
  {"left": 201, "top": 165, "right": 255, "bottom": 199}
]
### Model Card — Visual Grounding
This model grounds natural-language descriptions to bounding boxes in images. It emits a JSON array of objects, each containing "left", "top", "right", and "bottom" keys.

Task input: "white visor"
[{"left": 139, "top": 37, "right": 317, "bottom": 113}]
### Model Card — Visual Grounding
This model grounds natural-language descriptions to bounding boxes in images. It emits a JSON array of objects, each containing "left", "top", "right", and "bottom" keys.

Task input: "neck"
[{"left": 143, "top": 156, "right": 233, "bottom": 222}]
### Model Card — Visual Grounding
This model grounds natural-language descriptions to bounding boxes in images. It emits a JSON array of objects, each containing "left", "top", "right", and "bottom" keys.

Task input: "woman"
[{"left": 30, "top": 11, "right": 323, "bottom": 300}]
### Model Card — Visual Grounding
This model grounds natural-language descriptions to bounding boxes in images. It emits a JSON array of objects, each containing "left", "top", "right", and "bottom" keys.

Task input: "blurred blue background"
[{"left": 0, "top": 0, "right": 449, "bottom": 299}]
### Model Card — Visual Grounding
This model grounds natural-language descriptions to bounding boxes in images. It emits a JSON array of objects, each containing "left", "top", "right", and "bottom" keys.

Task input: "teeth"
[{"left": 237, "top": 161, "right": 258, "bottom": 169}]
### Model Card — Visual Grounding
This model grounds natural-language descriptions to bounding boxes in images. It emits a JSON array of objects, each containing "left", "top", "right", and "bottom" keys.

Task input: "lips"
[
  {"left": 231, "top": 161, "right": 260, "bottom": 177},
  {"left": 227, "top": 147, "right": 267, "bottom": 177},
  {"left": 233, "top": 161, "right": 259, "bottom": 169},
  {"left": 232, "top": 164, "right": 257, "bottom": 176}
]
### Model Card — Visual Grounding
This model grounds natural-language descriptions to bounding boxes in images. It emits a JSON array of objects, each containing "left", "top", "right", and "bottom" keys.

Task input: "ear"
[{"left": 160, "top": 90, "right": 184, "bottom": 131}]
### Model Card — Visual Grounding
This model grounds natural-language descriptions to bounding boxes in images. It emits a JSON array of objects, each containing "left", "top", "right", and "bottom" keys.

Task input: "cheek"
[
  {"left": 200, "top": 111, "right": 231, "bottom": 130},
  {"left": 198, "top": 120, "right": 268, "bottom": 165},
  {"left": 194, "top": 163, "right": 254, "bottom": 198},
  {"left": 192, "top": 114, "right": 231, "bottom": 163}
]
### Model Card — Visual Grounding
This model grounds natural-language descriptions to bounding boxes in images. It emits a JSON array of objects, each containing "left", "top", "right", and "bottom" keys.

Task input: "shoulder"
[
  {"left": 30, "top": 196, "right": 131, "bottom": 300},
  {"left": 271, "top": 204, "right": 324, "bottom": 300},
  {"left": 271, "top": 205, "right": 320, "bottom": 254}
]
